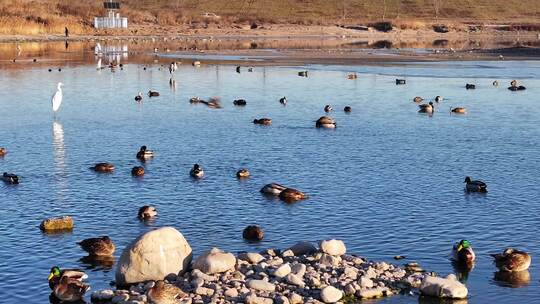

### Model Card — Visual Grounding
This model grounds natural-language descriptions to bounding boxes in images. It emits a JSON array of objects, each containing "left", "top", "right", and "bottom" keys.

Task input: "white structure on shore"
[{"left": 94, "top": 1, "right": 128, "bottom": 29}]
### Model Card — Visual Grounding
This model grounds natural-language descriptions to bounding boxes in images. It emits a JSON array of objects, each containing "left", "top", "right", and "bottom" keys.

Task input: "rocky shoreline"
[{"left": 90, "top": 228, "right": 466, "bottom": 304}]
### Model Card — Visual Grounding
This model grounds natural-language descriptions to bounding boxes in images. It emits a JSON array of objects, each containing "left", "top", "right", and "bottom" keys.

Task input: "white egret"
[{"left": 51, "top": 82, "right": 63, "bottom": 112}]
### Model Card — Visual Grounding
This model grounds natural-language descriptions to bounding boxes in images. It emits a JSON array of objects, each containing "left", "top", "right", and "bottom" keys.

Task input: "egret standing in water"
[{"left": 51, "top": 82, "right": 63, "bottom": 113}]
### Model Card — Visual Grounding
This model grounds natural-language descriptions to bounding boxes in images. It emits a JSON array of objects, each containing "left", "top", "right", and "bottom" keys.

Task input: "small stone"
[
  {"left": 281, "top": 249, "right": 294, "bottom": 257},
  {"left": 273, "top": 263, "right": 292, "bottom": 278},
  {"left": 245, "top": 293, "right": 273, "bottom": 304},
  {"left": 319, "top": 240, "right": 346, "bottom": 256},
  {"left": 291, "top": 263, "right": 306, "bottom": 277},
  {"left": 343, "top": 267, "right": 358, "bottom": 280},
  {"left": 224, "top": 288, "right": 239, "bottom": 298},
  {"left": 356, "top": 287, "right": 390, "bottom": 299},
  {"left": 195, "top": 286, "right": 215, "bottom": 296},
  {"left": 319, "top": 254, "right": 340, "bottom": 266},
  {"left": 267, "top": 257, "right": 284, "bottom": 267},
  {"left": 246, "top": 279, "right": 276, "bottom": 292},
  {"left": 288, "top": 293, "right": 303, "bottom": 304},
  {"left": 275, "top": 295, "right": 290, "bottom": 304},
  {"left": 91, "top": 289, "right": 114, "bottom": 301},
  {"left": 239, "top": 252, "right": 265, "bottom": 264},
  {"left": 359, "top": 277, "right": 374, "bottom": 289},
  {"left": 231, "top": 271, "right": 246, "bottom": 281},
  {"left": 364, "top": 267, "right": 377, "bottom": 279},
  {"left": 191, "top": 277, "right": 205, "bottom": 288},
  {"left": 285, "top": 273, "right": 305, "bottom": 287},
  {"left": 344, "top": 284, "right": 356, "bottom": 295},
  {"left": 320, "top": 286, "right": 343, "bottom": 303}
]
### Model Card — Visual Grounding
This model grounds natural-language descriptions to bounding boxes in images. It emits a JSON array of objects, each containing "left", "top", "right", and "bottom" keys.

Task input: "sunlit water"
[{"left": 0, "top": 53, "right": 539, "bottom": 303}]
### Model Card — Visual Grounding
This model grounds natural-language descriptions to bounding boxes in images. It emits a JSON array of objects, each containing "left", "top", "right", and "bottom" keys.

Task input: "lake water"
[{"left": 0, "top": 44, "right": 539, "bottom": 303}]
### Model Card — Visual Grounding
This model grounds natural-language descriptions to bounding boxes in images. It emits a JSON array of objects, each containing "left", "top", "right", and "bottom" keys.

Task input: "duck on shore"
[
  {"left": 2, "top": 172, "right": 19, "bottom": 184},
  {"left": 90, "top": 163, "right": 115, "bottom": 173},
  {"left": 418, "top": 102, "right": 434, "bottom": 114},
  {"left": 138, "top": 206, "right": 157, "bottom": 220},
  {"left": 77, "top": 236, "right": 115, "bottom": 256},
  {"left": 464, "top": 176, "right": 487, "bottom": 192},
  {"left": 147, "top": 280, "right": 186, "bottom": 304},
  {"left": 136, "top": 145, "right": 154, "bottom": 160},
  {"left": 452, "top": 239, "right": 476, "bottom": 267},
  {"left": 190, "top": 164, "right": 204, "bottom": 178},
  {"left": 491, "top": 248, "right": 531, "bottom": 272}
]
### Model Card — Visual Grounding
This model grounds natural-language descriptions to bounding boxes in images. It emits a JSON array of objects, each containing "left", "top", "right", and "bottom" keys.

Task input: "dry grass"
[{"left": 0, "top": 0, "right": 538, "bottom": 35}]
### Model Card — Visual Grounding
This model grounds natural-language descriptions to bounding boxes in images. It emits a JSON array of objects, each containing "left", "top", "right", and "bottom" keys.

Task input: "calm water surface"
[{"left": 0, "top": 52, "right": 539, "bottom": 303}]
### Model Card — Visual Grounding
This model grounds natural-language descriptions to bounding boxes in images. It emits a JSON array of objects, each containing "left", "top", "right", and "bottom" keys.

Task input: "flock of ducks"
[{"left": 1, "top": 62, "right": 533, "bottom": 302}]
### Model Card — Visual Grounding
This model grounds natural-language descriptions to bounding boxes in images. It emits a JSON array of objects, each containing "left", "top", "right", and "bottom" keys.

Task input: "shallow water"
[{"left": 0, "top": 50, "right": 539, "bottom": 303}]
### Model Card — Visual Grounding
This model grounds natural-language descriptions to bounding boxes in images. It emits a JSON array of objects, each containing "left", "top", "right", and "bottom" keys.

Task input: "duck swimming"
[
  {"left": 348, "top": 73, "right": 358, "bottom": 79},
  {"left": 279, "top": 188, "right": 308, "bottom": 203},
  {"left": 464, "top": 176, "right": 487, "bottom": 192},
  {"left": 253, "top": 118, "right": 272, "bottom": 125},
  {"left": 148, "top": 90, "right": 160, "bottom": 97},
  {"left": 491, "top": 248, "right": 531, "bottom": 272},
  {"left": 316, "top": 116, "right": 336, "bottom": 128},
  {"left": 52, "top": 275, "right": 90, "bottom": 302},
  {"left": 413, "top": 96, "right": 423, "bottom": 103},
  {"left": 131, "top": 166, "right": 145, "bottom": 177},
  {"left": 236, "top": 168, "right": 250, "bottom": 178},
  {"left": 134, "top": 92, "right": 143, "bottom": 102},
  {"left": 2, "top": 172, "right": 19, "bottom": 184},
  {"left": 138, "top": 205, "right": 157, "bottom": 219},
  {"left": 298, "top": 71, "right": 308, "bottom": 77},
  {"left": 395, "top": 79, "right": 406, "bottom": 85},
  {"left": 48, "top": 266, "right": 88, "bottom": 290},
  {"left": 233, "top": 99, "right": 247, "bottom": 106},
  {"left": 344, "top": 106, "right": 352, "bottom": 113},
  {"left": 465, "top": 83, "right": 476, "bottom": 89},
  {"left": 0, "top": 147, "right": 6, "bottom": 157},
  {"left": 450, "top": 107, "right": 467, "bottom": 114},
  {"left": 260, "top": 183, "right": 287, "bottom": 196},
  {"left": 324, "top": 105, "right": 333, "bottom": 112},
  {"left": 90, "top": 163, "right": 115, "bottom": 173},
  {"left": 77, "top": 236, "right": 115, "bottom": 256},
  {"left": 418, "top": 102, "right": 434, "bottom": 114},
  {"left": 508, "top": 79, "right": 526, "bottom": 91},
  {"left": 452, "top": 239, "right": 476, "bottom": 267},
  {"left": 279, "top": 97, "right": 287, "bottom": 105},
  {"left": 243, "top": 225, "right": 264, "bottom": 241},
  {"left": 136, "top": 145, "right": 154, "bottom": 160},
  {"left": 435, "top": 96, "right": 443, "bottom": 103},
  {"left": 190, "top": 164, "right": 204, "bottom": 178}
]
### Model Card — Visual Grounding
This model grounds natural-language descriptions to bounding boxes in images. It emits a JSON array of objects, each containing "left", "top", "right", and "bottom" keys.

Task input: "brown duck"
[
  {"left": 147, "top": 280, "right": 187, "bottom": 304},
  {"left": 77, "top": 236, "right": 115, "bottom": 256},
  {"left": 491, "top": 248, "right": 531, "bottom": 272}
]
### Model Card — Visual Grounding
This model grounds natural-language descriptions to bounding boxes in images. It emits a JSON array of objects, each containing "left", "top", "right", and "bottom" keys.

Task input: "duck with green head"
[
  {"left": 452, "top": 239, "right": 476, "bottom": 267},
  {"left": 48, "top": 266, "right": 88, "bottom": 290}
]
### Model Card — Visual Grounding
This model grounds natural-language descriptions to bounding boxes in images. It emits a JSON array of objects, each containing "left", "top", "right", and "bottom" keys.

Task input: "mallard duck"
[
  {"left": 131, "top": 166, "right": 145, "bottom": 177},
  {"left": 147, "top": 280, "right": 187, "bottom": 304},
  {"left": 53, "top": 276, "right": 90, "bottom": 302},
  {"left": 253, "top": 118, "right": 272, "bottom": 125},
  {"left": 279, "top": 97, "right": 287, "bottom": 105},
  {"left": 243, "top": 225, "right": 264, "bottom": 241},
  {"left": 190, "top": 164, "right": 204, "bottom": 178},
  {"left": 464, "top": 176, "right": 487, "bottom": 192},
  {"left": 452, "top": 239, "right": 476, "bottom": 266},
  {"left": 395, "top": 79, "right": 406, "bottom": 85},
  {"left": 48, "top": 266, "right": 88, "bottom": 290},
  {"left": 435, "top": 96, "right": 443, "bottom": 103},
  {"left": 148, "top": 90, "right": 160, "bottom": 97},
  {"left": 134, "top": 92, "right": 143, "bottom": 102},
  {"left": 344, "top": 106, "right": 352, "bottom": 113},
  {"left": 451, "top": 107, "right": 467, "bottom": 114},
  {"left": 236, "top": 168, "right": 250, "bottom": 178},
  {"left": 0, "top": 147, "right": 6, "bottom": 157},
  {"left": 465, "top": 83, "right": 476, "bottom": 89},
  {"left": 233, "top": 99, "right": 247, "bottom": 106},
  {"left": 324, "top": 105, "right": 333, "bottom": 112},
  {"left": 77, "top": 236, "right": 115, "bottom": 256},
  {"left": 491, "top": 248, "right": 531, "bottom": 272},
  {"left": 138, "top": 205, "right": 157, "bottom": 219},
  {"left": 136, "top": 145, "right": 154, "bottom": 160},
  {"left": 418, "top": 102, "right": 434, "bottom": 113},
  {"left": 260, "top": 183, "right": 286, "bottom": 196},
  {"left": 413, "top": 96, "right": 423, "bottom": 103},
  {"left": 90, "top": 163, "right": 114, "bottom": 173},
  {"left": 316, "top": 116, "right": 336, "bottom": 128},
  {"left": 279, "top": 188, "right": 308, "bottom": 203},
  {"left": 2, "top": 172, "right": 19, "bottom": 184}
]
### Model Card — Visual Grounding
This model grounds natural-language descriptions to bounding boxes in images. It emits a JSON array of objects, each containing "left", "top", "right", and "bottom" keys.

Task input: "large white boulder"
[
  {"left": 320, "top": 286, "right": 343, "bottom": 303},
  {"left": 193, "top": 247, "right": 236, "bottom": 274},
  {"left": 420, "top": 274, "right": 468, "bottom": 299},
  {"left": 115, "top": 227, "right": 192, "bottom": 286},
  {"left": 319, "top": 239, "right": 346, "bottom": 256}
]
